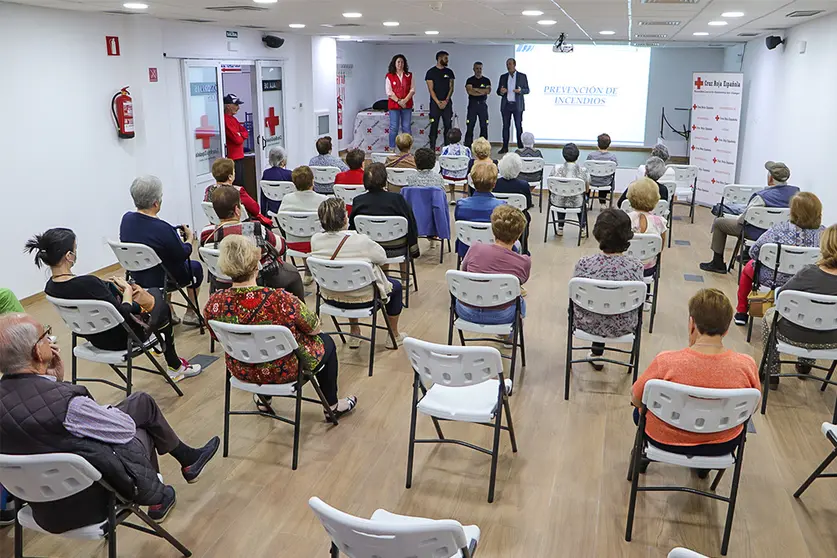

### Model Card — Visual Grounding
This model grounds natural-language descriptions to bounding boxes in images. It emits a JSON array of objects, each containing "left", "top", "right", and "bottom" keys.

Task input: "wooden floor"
[{"left": 4, "top": 201, "right": 837, "bottom": 558}]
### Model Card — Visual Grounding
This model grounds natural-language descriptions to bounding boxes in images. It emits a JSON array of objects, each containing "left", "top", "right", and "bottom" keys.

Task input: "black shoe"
[
  {"left": 181, "top": 436, "right": 220, "bottom": 484},
  {"left": 696, "top": 468, "right": 711, "bottom": 479},
  {"left": 148, "top": 486, "right": 176, "bottom": 522},
  {"left": 699, "top": 260, "right": 728, "bottom": 274},
  {"left": 796, "top": 362, "right": 813, "bottom": 378},
  {"left": 769, "top": 376, "right": 780, "bottom": 390},
  {"left": 498, "top": 148, "right": 509, "bottom": 154},
  {"left": 0, "top": 504, "right": 15, "bottom": 526},
  {"left": 638, "top": 457, "right": 650, "bottom": 474},
  {"left": 734, "top": 312, "right": 749, "bottom": 326}
]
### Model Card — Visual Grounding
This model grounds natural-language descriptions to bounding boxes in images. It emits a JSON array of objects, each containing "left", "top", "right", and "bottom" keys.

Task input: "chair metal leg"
[
  {"left": 447, "top": 300, "right": 456, "bottom": 345},
  {"left": 108, "top": 493, "right": 118, "bottom": 558},
  {"left": 71, "top": 333, "right": 78, "bottom": 384},
  {"left": 125, "top": 353, "right": 133, "bottom": 397},
  {"left": 130, "top": 505, "right": 192, "bottom": 556},
  {"left": 410, "top": 257, "right": 419, "bottom": 292},
  {"left": 631, "top": 315, "right": 644, "bottom": 383},
  {"left": 330, "top": 316, "right": 347, "bottom": 344},
  {"left": 504, "top": 396, "right": 518, "bottom": 452},
  {"left": 794, "top": 447, "right": 837, "bottom": 498},
  {"left": 406, "top": 374, "right": 420, "bottom": 489},
  {"left": 487, "top": 390, "right": 504, "bottom": 503},
  {"left": 543, "top": 204, "right": 550, "bottom": 242},
  {"left": 821, "top": 360, "right": 837, "bottom": 392},
  {"left": 711, "top": 468, "right": 726, "bottom": 491},
  {"left": 565, "top": 308, "right": 574, "bottom": 400},
  {"left": 759, "top": 327, "right": 776, "bottom": 415},
  {"left": 689, "top": 182, "right": 697, "bottom": 224},
  {"left": 403, "top": 259, "right": 411, "bottom": 309},
  {"left": 14, "top": 504, "right": 23, "bottom": 558},
  {"left": 509, "top": 319, "right": 519, "bottom": 385},
  {"left": 292, "top": 380, "right": 303, "bottom": 470},
  {"left": 141, "top": 345, "right": 184, "bottom": 396},
  {"left": 311, "top": 377, "right": 339, "bottom": 426},
  {"left": 518, "top": 316, "right": 527, "bottom": 368},
  {"left": 223, "top": 369, "right": 231, "bottom": 457},
  {"left": 331, "top": 542, "right": 340, "bottom": 558},
  {"left": 368, "top": 306, "right": 378, "bottom": 377},
  {"left": 720, "top": 441, "right": 747, "bottom": 556},
  {"left": 625, "top": 429, "right": 644, "bottom": 541},
  {"left": 667, "top": 209, "right": 674, "bottom": 248}
]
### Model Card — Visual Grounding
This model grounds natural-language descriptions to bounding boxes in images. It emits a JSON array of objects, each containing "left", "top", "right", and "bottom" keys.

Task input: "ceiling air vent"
[
  {"left": 633, "top": 42, "right": 662, "bottom": 47},
  {"left": 206, "top": 5, "right": 268, "bottom": 12},
  {"left": 737, "top": 32, "right": 759, "bottom": 37},
  {"left": 242, "top": 25, "right": 267, "bottom": 29},
  {"left": 327, "top": 23, "right": 363, "bottom": 28},
  {"left": 635, "top": 33, "right": 667, "bottom": 38},
  {"left": 389, "top": 33, "right": 417, "bottom": 37},
  {"left": 179, "top": 18, "right": 214, "bottom": 23},
  {"left": 638, "top": 20, "right": 681, "bottom": 26},
  {"left": 102, "top": 10, "right": 138, "bottom": 15},
  {"left": 787, "top": 10, "right": 824, "bottom": 18},
  {"left": 641, "top": 0, "right": 699, "bottom": 4}
]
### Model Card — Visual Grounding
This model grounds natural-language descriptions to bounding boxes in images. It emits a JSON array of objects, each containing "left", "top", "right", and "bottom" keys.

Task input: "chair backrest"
[
  {"left": 568, "top": 277, "right": 646, "bottom": 315},
  {"left": 743, "top": 206, "right": 790, "bottom": 230},
  {"left": 107, "top": 239, "right": 162, "bottom": 272},
  {"left": 438, "top": 155, "right": 470, "bottom": 172},
  {"left": 455, "top": 220, "right": 495, "bottom": 247},
  {"left": 547, "top": 177, "right": 586, "bottom": 198},
  {"left": 403, "top": 337, "right": 503, "bottom": 388},
  {"left": 493, "top": 192, "right": 527, "bottom": 211},
  {"left": 46, "top": 296, "right": 125, "bottom": 335},
  {"left": 620, "top": 199, "right": 670, "bottom": 218},
  {"left": 333, "top": 184, "right": 366, "bottom": 206},
  {"left": 626, "top": 233, "right": 663, "bottom": 262},
  {"left": 307, "top": 257, "right": 376, "bottom": 293},
  {"left": 260, "top": 180, "right": 297, "bottom": 202},
  {"left": 370, "top": 152, "right": 390, "bottom": 164},
  {"left": 311, "top": 166, "right": 340, "bottom": 184},
  {"left": 519, "top": 157, "right": 545, "bottom": 174},
  {"left": 668, "top": 549, "right": 708, "bottom": 558},
  {"left": 274, "top": 211, "right": 322, "bottom": 239},
  {"left": 776, "top": 289, "right": 837, "bottom": 332},
  {"left": 201, "top": 201, "right": 220, "bottom": 225},
  {"left": 658, "top": 180, "right": 676, "bottom": 201},
  {"left": 354, "top": 215, "right": 409, "bottom": 242},
  {"left": 446, "top": 269, "right": 521, "bottom": 308},
  {"left": 0, "top": 453, "right": 102, "bottom": 503},
  {"left": 308, "top": 497, "right": 471, "bottom": 558},
  {"left": 722, "top": 184, "right": 761, "bottom": 205},
  {"left": 386, "top": 167, "right": 418, "bottom": 186},
  {"left": 207, "top": 321, "right": 297, "bottom": 364},
  {"left": 667, "top": 164, "right": 698, "bottom": 184},
  {"left": 757, "top": 244, "right": 820, "bottom": 276},
  {"left": 642, "top": 380, "right": 760, "bottom": 435},
  {"left": 584, "top": 159, "right": 617, "bottom": 177},
  {"left": 198, "top": 246, "right": 232, "bottom": 282}
]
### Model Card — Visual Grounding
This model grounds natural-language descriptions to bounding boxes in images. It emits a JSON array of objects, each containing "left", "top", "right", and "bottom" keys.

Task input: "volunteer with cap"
[
  {"left": 224, "top": 94, "right": 248, "bottom": 186},
  {"left": 699, "top": 161, "right": 800, "bottom": 274}
]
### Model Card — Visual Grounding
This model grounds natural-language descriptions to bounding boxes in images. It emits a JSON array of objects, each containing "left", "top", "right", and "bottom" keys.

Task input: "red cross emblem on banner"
[
  {"left": 384, "top": 128, "right": 390, "bottom": 134},
  {"left": 715, "top": 115, "right": 720, "bottom": 121},
  {"left": 419, "top": 129, "right": 425, "bottom": 135},
  {"left": 693, "top": 104, "right": 697, "bottom": 110},
  {"left": 367, "top": 145, "right": 373, "bottom": 150},
  {"left": 195, "top": 115, "right": 215, "bottom": 149},
  {"left": 264, "top": 107, "right": 280, "bottom": 136},
  {"left": 695, "top": 77, "right": 704, "bottom": 89},
  {"left": 713, "top": 157, "right": 718, "bottom": 164},
  {"left": 691, "top": 145, "right": 696, "bottom": 151},
  {"left": 367, "top": 128, "right": 372, "bottom": 133},
  {"left": 711, "top": 178, "right": 717, "bottom": 184},
  {"left": 384, "top": 146, "right": 391, "bottom": 152},
  {"left": 714, "top": 136, "right": 719, "bottom": 142},
  {"left": 692, "top": 125, "right": 696, "bottom": 131}
]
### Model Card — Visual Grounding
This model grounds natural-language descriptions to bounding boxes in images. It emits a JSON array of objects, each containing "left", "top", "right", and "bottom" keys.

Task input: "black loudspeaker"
[
  {"left": 263, "top": 35, "right": 285, "bottom": 49},
  {"left": 765, "top": 36, "right": 784, "bottom": 50}
]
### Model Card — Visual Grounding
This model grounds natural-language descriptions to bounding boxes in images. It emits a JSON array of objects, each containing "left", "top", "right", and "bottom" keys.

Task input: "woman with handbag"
[
  {"left": 204, "top": 235, "right": 356, "bottom": 417},
  {"left": 26, "top": 228, "right": 201, "bottom": 382}
]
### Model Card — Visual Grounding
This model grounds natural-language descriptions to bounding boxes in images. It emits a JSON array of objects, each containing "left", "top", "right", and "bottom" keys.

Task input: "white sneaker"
[
  {"left": 557, "top": 228, "right": 564, "bottom": 237},
  {"left": 386, "top": 332, "right": 408, "bottom": 350},
  {"left": 303, "top": 273, "right": 314, "bottom": 286},
  {"left": 168, "top": 359, "right": 202, "bottom": 382},
  {"left": 348, "top": 335, "right": 362, "bottom": 349}
]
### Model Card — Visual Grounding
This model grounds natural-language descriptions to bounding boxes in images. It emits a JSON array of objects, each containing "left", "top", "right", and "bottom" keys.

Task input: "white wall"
[
  {"left": 311, "top": 37, "right": 339, "bottom": 149},
  {"left": 336, "top": 42, "right": 379, "bottom": 149},
  {"left": 737, "top": 12, "right": 837, "bottom": 225}
]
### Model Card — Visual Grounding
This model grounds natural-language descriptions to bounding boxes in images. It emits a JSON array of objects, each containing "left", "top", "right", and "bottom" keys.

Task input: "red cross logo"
[
  {"left": 691, "top": 145, "right": 696, "bottom": 151},
  {"left": 384, "top": 128, "right": 390, "bottom": 134},
  {"left": 264, "top": 107, "right": 280, "bottom": 136},
  {"left": 715, "top": 115, "right": 720, "bottom": 121},
  {"left": 384, "top": 146, "right": 391, "bottom": 152},
  {"left": 714, "top": 136, "right": 719, "bottom": 142},
  {"left": 713, "top": 157, "right": 718, "bottom": 164},
  {"left": 195, "top": 115, "right": 215, "bottom": 149},
  {"left": 367, "top": 128, "right": 372, "bottom": 133},
  {"left": 693, "top": 104, "right": 697, "bottom": 110},
  {"left": 711, "top": 178, "right": 716, "bottom": 184},
  {"left": 367, "top": 145, "right": 373, "bottom": 150},
  {"left": 695, "top": 77, "right": 704, "bottom": 89},
  {"left": 419, "top": 129, "right": 425, "bottom": 135},
  {"left": 692, "top": 125, "right": 696, "bottom": 131}
]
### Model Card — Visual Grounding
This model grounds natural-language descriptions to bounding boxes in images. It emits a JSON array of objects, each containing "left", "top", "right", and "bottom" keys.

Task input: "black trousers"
[
  {"left": 119, "top": 392, "right": 182, "bottom": 474},
  {"left": 147, "top": 288, "right": 183, "bottom": 370},
  {"left": 501, "top": 104, "right": 523, "bottom": 150},
  {"left": 464, "top": 102, "right": 488, "bottom": 147},
  {"left": 429, "top": 102, "right": 453, "bottom": 149},
  {"left": 315, "top": 333, "right": 339, "bottom": 405},
  {"left": 232, "top": 157, "right": 245, "bottom": 187}
]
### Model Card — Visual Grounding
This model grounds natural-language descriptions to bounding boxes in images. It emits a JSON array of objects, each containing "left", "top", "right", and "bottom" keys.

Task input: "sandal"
[
  {"left": 253, "top": 394, "right": 275, "bottom": 415},
  {"left": 325, "top": 396, "right": 357, "bottom": 421}
]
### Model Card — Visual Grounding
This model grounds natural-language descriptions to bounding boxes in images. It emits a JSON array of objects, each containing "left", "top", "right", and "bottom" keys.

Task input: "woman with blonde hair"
[
  {"left": 385, "top": 133, "right": 416, "bottom": 169},
  {"left": 625, "top": 177, "right": 667, "bottom": 277},
  {"left": 470, "top": 137, "right": 496, "bottom": 173}
]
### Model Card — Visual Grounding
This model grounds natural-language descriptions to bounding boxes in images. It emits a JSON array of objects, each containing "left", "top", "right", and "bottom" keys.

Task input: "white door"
[{"left": 255, "top": 61, "right": 287, "bottom": 177}]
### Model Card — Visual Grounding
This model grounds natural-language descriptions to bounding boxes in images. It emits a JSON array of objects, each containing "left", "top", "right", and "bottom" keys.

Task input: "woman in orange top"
[{"left": 631, "top": 288, "right": 759, "bottom": 462}]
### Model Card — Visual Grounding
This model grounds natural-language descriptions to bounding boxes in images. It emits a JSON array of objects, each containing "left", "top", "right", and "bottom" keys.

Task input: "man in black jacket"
[
  {"left": 0, "top": 313, "right": 219, "bottom": 532},
  {"left": 497, "top": 58, "right": 530, "bottom": 154}
]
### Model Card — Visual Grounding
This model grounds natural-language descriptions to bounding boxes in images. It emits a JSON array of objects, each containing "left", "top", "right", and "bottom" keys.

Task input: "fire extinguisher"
[{"left": 111, "top": 86, "right": 135, "bottom": 139}]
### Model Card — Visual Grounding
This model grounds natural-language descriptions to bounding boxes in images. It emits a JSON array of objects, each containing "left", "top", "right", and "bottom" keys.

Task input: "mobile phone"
[{"left": 47, "top": 335, "right": 57, "bottom": 344}]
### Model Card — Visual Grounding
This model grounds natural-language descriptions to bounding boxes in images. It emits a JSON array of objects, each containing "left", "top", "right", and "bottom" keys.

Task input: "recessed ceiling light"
[
  {"left": 521, "top": 10, "right": 544, "bottom": 16},
  {"left": 722, "top": 12, "right": 745, "bottom": 18},
  {"left": 337, "top": 35, "right": 351, "bottom": 40},
  {"left": 342, "top": 12, "right": 362, "bottom": 18},
  {"left": 123, "top": 2, "right": 148, "bottom": 9},
  {"left": 599, "top": 30, "right": 615, "bottom": 35},
  {"left": 537, "top": 19, "right": 557, "bottom": 26},
  {"left": 693, "top": 32, "right": 710, "bottom": 36},
  {"left": 383, "top": 21, "right": 399, "bottom": 27},
  {"left": 288, "top": 23, "right": 305, "bottom": 28},
  {"left": 252, "top": 0, "right": 277, "bottom": 3},
  {"left": 708, "top": 21, "right": 728, "bottom": 26},
  {"left": 425, "top": 30, "right": 439, "bottom": 35}
]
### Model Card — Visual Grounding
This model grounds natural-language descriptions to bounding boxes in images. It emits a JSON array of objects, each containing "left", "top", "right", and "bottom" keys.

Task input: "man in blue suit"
[{"left": 497, "top": 58, "right": 529, "bottom": 154}]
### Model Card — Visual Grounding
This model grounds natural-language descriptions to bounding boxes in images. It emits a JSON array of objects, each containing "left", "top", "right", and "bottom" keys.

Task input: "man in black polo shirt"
[
  {"left": 464, "top": 61, "right": 491, "bottom": 147},
  {"left": 425, "top": 50, "right": 455, "bottom": 150}
]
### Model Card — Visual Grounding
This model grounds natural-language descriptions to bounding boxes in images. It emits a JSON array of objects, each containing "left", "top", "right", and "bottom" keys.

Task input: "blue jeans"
[
  {"left": 455, "top": 299, "right": 526, "bottom": 325},
  {"left": 389, "top": 109, "right": 413, "bottom": 148}
]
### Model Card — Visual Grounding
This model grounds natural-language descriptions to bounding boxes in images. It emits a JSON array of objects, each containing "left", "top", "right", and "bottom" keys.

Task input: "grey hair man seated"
[
  {"left": 618, "top": 156, "right": 671, "bottom": 208},
  {"left": 261, "top": 145, "right": 292, "bottom": 215},
  {"left": 0, "top": 313, "right": 219, "bottom": 531}
]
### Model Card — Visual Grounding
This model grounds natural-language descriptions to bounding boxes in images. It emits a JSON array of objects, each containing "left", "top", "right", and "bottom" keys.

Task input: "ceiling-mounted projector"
[{"left": 553, "top": 33, "right": 574, "bottom": 53}]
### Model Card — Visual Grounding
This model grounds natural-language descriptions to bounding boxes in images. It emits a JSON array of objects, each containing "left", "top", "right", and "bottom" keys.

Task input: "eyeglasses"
[{"left": 32, "top": 325, "right": 52, "bottom": 353}]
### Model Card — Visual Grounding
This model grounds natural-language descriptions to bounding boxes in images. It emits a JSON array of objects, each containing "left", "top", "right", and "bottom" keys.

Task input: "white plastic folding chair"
[
  {"left": 659, "top": 180, "right": 677, "bottom": 246},
  {"left": 403, "top": 337, "right": 517, "bottom": 503},
  {"left": 311, "top": 165, "right": 341, "bottom": 193},
  {"left": 0, "top": 453, "right": 192, "bottom": 558},
  {"left": 309, "top": 496, "right": 480, "bottom": 558},
  {"left": 565, "top": 278, "right": 646, "bottom": 400},
  {"left": 446, "top": 270, "right": 526, "bottom": 385},
  {"left": 308, "top": 257, "right": 399, "bottom": 377},
  {"left": 626, "top": 380, "right": 761, "bottom": 556},
  {"left": 46, "top": 296, "right": 183, "bottom": 396},
  {"left": 626, "top": 234, "right": 663, "bottom": 333},
  {"left": 668, "top": 549, "right": 708, "bottom": 558},
  {"left": 198, "top": 246, "right": 232, "bottom": 353},
  {"left": 354, "top": 215, "right": 418, "bottom": 308},
  {"left": 758, "top": 290, "right": 837, "bottom": 423},
  {"left": 439, "top": 155, "right": 470, "bottom": 202},
  {"left": 260, "top": 180, "right": 296, "bottom": 224},
  {"left": 274, "top": 211, "right": 322, "bottom": 270},
  {"left": 545, "top": 177, "right": 588, "bottom": 246},
  {"left": 208, "top": 321, "right": 339, "bottom": 470},
  {"left": 584, "top": 159, "right": 617, "bottom": 209},
  {"left": 493, "top": 192, "right": 527, "bottom": 211},
  {"left": 454, "top": 220, "right": 495, "bottom": 268},
  {"left": 794, "top": 422, "right": 837, "bottom": 499},
  {"left": 667, "top": 164, "right": 698, "bottom": 223},
  {"left": 519, "top": 157, "right": 546, "bottom": 211},
  {"left": 728, "top": 206, "right": 790, "bottom": 276},
  {"left": 619, "top": 198, "right": 670, "bottom": 219},
  {"left": 201, "top": 201, "right": 220, "bottom": 225},
  {"left": 745, "top": 244, "right": 820, "bottom": 341},
  {"left": 718, "top": 184, "right": 762, "bottom": 217},
  {"left": 107, "top": 240, "right": 206, "bottom": 335},
  {"left": 370, "top": 152, "right": 390, "bottom": 164},
  {"left": 386, "top": 167, "right": 418, "bottom": 190},
  {"left": 332, "top": 184, "right": 365, "bottom": 209}
]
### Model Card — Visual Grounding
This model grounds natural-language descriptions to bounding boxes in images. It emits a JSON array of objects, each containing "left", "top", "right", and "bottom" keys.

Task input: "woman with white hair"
[
  {"left": 515, "top": 132, "right": 543, "bottom": 186},
  {"left": 635, "top": 143, "right": 675, "bottom": 182},
  {"left": 494, "top": 153, "right": 532, "bottom": 254},
  {"left": 618, "top": 155, "right": 670, "bottom": 208},
  {"left": 261, "top": 145, "right": 292, "bottom": 215}
]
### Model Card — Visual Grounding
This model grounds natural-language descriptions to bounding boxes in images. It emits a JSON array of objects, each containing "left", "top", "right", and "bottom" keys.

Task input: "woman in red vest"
[{"left": 385, "top": 54, "right": 415, "bottom": 150}]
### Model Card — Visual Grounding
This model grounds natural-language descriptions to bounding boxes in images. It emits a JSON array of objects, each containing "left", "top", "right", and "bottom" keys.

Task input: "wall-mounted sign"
[
  {"left": 221, "top": 64, "right": 242, "bottom": 73},
  {"left": 226, "top": 30, "right": 239, "bottom": 39},
  {"left": 262, "top": 79, "right": 282, "bottom": 92},
  {"left": 148, "top": 67, "right": 158, "bottom": 83},
  {"left": 106, "top": 36, "right": 120, "bottom": 56}
]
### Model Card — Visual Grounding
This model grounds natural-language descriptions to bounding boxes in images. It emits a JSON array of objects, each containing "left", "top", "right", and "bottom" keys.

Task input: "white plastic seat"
[
  {"left": 545, "top": 177, "right": 587, "bottom": 245},
  {"left": 729, "top": 206, "right": 791, "bottom": 275},
  {"left": 626, "top": 233, "right": 664, "bottom": 333},
  {"left": 439, "top": 155, "right": 470, "bottom": 201},
  {"left": 492, "top": 192, "right": 527, "bottom": 210},
  {"left": 668, "top": 549, "right": 709, "bottom": 558},
  {"left": 626, "top": 380, "right": 760, "bottom": 557},
  {"left": 274, "top": 211, "right": 321, "bottom": 261},
  {"left": 520, "top": 157, "right": 546, "bottom": 211},
  {"left": 354, "top": 215, "right": 418, "bottom": 306},
  {"left": 332, "top": 184, "right": 365, "bottom": 207},
  {"left": 719, "top": 184, "right": 761, "bottom": 217},
  {"left": 454, "top": 318, "right": 513, "bottom": 336},
  {"left": 72, "top": 335, "right": 160, "bottom": 365},
  {"left": 584, "top": 159, "right": 617, "bottom": 207},
  {"left": 260, "top": 180, "right": 296, "bottom": 204},
  {"left": 16, "top": 506, "right": 107, "bottom": 539},
  {"left": 198, "top": 246, "right": 232, "bottom": 282},
  {"left": 370, "top": 152, "right": 390, "bottom": 164},
  {"left": 667, "top": 164, "right": 699, "bottom": 223},
  {"left": 386, "top": 167, "right": 418, "bottom": 188},
  {"left": 403, "top": 337, "right": 517, "bottom": 503},
  {"left": 620, "top": 198, "right": 670, "bottom": 218},
  {"left": 794, "top": 422, "right": 837, "bottom": 499},
  {"left": 310, "top": 165, "right": 340, "bottom": 186},
  {"left": 201, "top": 201, "right": 220, "bottom": 225},
  {"left": 454, "top": 220, "right": 494, "bottom": 267}
]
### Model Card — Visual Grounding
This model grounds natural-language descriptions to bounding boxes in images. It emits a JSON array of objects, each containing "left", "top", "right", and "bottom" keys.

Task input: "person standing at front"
[
  {"left": 386, "top": 54, "right": 415, "bottom": 150},
  {"left": 497, "top": 58, "right": 529, "bottom": 154},
  {"left": 464, "top": 62, "right": 491, "bottom": 147},
  {"left": 223, "top": 94, "right": 248, "bottom": 186},
  {"left": 425, "top": 51, "right": 455, "bottom": 151}
]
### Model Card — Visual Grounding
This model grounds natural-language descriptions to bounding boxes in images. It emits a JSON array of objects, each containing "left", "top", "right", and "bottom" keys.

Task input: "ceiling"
[{"left": 8, "top": 0, "right": 837, "bottom": 45}]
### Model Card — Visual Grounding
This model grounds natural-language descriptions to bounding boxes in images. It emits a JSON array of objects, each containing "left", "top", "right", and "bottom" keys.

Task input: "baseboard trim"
[{"left": 20, "top": 262, "right": 123, "bottom": 307}]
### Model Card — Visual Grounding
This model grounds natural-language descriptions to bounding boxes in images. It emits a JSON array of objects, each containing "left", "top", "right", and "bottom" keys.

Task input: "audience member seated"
[
  {"left": 385, "top": 133, "right": 417, "bottom": 169},
  {"left": 406, "top": 147, "right": 446, "bottom": 189},
  {"left": 572, "top": 209, "right": 644, "bottom": 369},
  {"left": 635, "top": 143, "right": 675, "bottom": 183},
  {"left": 495, "top": 153, "right": 532, "bottom": 255},
  {"left": 204, "top": 235, "right": 356, "bottom": 416},
  {"left": 0, "top": 288, "right": 23, "bottom": 315},
  {"left": 440, "top": 128, "right": 472, "bottom": 181},
  {"left": 205, "top": 158, "right": 272, "bottom": 227},
  {"left": 199, "top": 186, "right": 304, "bottom": 299},
  {"left": 260, "top": 146, "right": 293, "bottom": 216},
  {"left": 760, "top": 224, "right": 837, "bottom": 389},
  {"left": 618, "top": 156, "right": 670, "bottom": 208},
  {"left": 515, "top": 132, "right": 544, "bottom": 187},
  {"left": 278, "top": 166, "right": 327, "bottom": 286},
  {"left": 586, "top": 133, "right": 618, "bottom": 206},
  {"left": 455, "top": 163, "right": 504, "bottom": 259},
  {"left": 309, "top": 136, "right": 348, "bottom": 194},
  {"left": 700, "top": 161, "right": 800, "bottom": 274},
  {"left": 457, "top": 205, "right": 531, "bottom": 325},
  {"left": 550, "top": 143, "right": 590, "bottom": 237},
  {"left": 0, "top": 313, "right": 219, "bottom": 528},
  {"left": 626, "top": 178, "right": 668, "bottom": 276},
  {"left": 27, "top": 228, "right": 201, "bottom": 381},
  {"left": 470, "top": 137, "right": 497, "bottom": 174},
  {"left": 335, "top": 149, "right": 366, "bottom": 185},
  {"left": 120, "top": 175, "right": 204, "bottom": 326},
  {"left": 350, "top": 163, "right": 420, "bottom": 261},
  {"left": 735, "top": 192, "right": 825, "bottom": 326},
  {"left": 631, "top": 289, "right": 759, "bottom": 468},
  {"left": 310, "top": 198, "right": 406, "bottom": 349}
]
